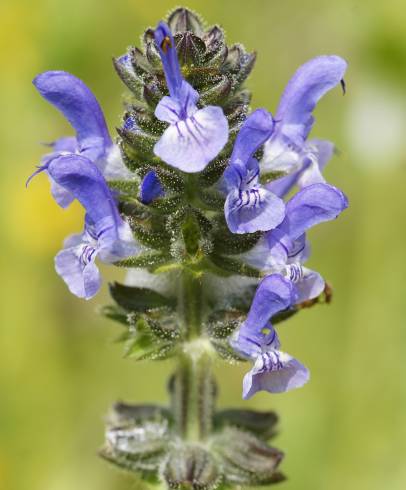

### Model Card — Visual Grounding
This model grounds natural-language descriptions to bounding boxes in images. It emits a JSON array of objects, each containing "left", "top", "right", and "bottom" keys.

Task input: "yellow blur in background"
[{"left": 1, "top": 0, "right": 406, "bottom": 489}]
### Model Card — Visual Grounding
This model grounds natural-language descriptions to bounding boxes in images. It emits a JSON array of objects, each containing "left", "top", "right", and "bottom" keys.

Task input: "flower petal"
[
  {"left": 139, "top": 170, "right": 164, "bottom": 204},
  {"left": 54, "top": 240, "right": 101, "bottom": 300},
  {"left": 154, "top": 22, "right": 183, "bottom": 98},
  {"left": 49, "top": 176, "right": 75, "bottom": 208},
  {"left": 294, "top": 267, "right": 325, "bottom": 303},
  {"left": 102, "top": 145, "right": 135, "bottom": 181},
  {"left": 244, "top": 274, "right": 294, "bottom": 333},
  {"left": 230, "top": 109, "right": 274, "bottom": 165},
  {"left": 284, "top": 183, "right": 348, "bottom": 241},
  {"left": 224, "top": 187, "right": 285, "bottom": 234},
  {"left": 242, "top": 226, "right": 293, "bottom": 272},
  {"left": 51, "top": 136, "right": 78, "bottom": 153},
  {"left": 275, "top": 56, "right": 347, "bottom": 143},
  {"left": 243, "top": 351, "right": 309, "bottom": 399},
  {"left": 266, "top": 139, "right": 335, "bottom": 197},
  {"left": 33, "top": 71, "right": 112, "bottom": 161},
  {"left": 47, "top": 154, "right": 122, "bottom": 228},
  {"left": 154, "top": 106, "right": 228, "bottom": 172},
  {"left": 266, "top": 171, "right": 300, "bottom": 198}
]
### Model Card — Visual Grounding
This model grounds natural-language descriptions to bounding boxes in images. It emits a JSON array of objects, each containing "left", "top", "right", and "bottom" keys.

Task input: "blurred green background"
[{"left": 1, "top": 0, "right": 406, "bottom": 489}]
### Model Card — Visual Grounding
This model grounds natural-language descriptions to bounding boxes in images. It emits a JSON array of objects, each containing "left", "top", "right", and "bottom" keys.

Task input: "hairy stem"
[{"left": 170, "top": 270, "right": 216, "bottom": 441}]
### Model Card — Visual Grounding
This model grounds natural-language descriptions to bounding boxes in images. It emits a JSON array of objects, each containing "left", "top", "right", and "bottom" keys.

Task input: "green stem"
[{"left": 170, "top": 270, "right": 216, "bottom": 442}]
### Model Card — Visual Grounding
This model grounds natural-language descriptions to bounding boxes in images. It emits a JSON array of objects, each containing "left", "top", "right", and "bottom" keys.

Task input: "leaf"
[
  {"left": 101, "top": 409, "right": 170, "bottom": 475},
  {"left": 209, "top": 254, "right": 262, "bottom": 278},
  {"left": 211, "top": 427, "right": 284, "bottom": 485},
  {"left": 163, "top": 445, "right": 222, "bottom": 490},
  {"left": 115, "top": 252, "right": 171, "bottom": 270},
  {"left": 99, "top": 305, "right": 129, "bottom": 326},
  {"left": 168, "top": 8, "right": 204, "bottom": 36},
  {"left": 109, "top": 402, "right": 171, "bottom": 426},
  {"left": 214, "top": 409, "right": 279, "bottom": 440},
  {"left": 211, "top": 339, "right": 246, "bottom": 363},
  {"left": 109, "top": 283, "right": 175, "bottom": 312}
]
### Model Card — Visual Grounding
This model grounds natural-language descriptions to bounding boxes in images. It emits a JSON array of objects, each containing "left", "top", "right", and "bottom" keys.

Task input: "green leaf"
[
  {"left": 211, "top": 221, "right": 261, "bottom": 255},
  {"left": 117, "top": 126, "right": 157, "bottom": 159},
  {"left": 211, "top": 338, "right": 246, "bottom": 363},
  {"left": 259, "top": 170, "right": 287, "bottom": 184},
  {"left": 108, "top": 179, "right": 139, "bottom": 197},
  {"left": 109, "top": 283, "right": 175, "bottom": 312},
  {"left": 99, "top": 305, "right": 129, "bottom": 326},
  {"left": 115, "top": 252, "right": 171, "bottom": 270},
  {"left": 110, "top": 402, "right": 171, "bottom": 426},
  {"left": 214, "top": 409, "right": 279, "bottom": 440},
  {"left": 125, "top": 337, "right": 177, "bottom": 361},
  {"left": 168, "top": 7, "right": 204, "bottom": 36},
  {"left": 163, "top": 445, "right": 222, "bottom": 490},
  {"left": 175, "top": 32, "right": 207, "bottom": 66},
  {"left": 209, "top": 254, "right": 262, "bottom": 278},
  {"left": 181, "top": 213, "right": 201, "bottom": 255},
  {"left": 101, "top": 404, "right": 170, "bottom": 476},
  {"left": 211, "top": 427, "right": 284, "bottom": 485}
]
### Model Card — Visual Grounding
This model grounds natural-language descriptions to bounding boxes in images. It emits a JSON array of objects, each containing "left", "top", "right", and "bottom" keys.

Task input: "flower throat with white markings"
[{"left": 28, "top": 7, "right": 348, "bottom": 488}]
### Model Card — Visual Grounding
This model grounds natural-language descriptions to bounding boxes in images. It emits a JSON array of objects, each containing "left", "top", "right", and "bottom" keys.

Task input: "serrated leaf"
[{"left": 109, "top": 283, "right": 175, "bottom": 312}]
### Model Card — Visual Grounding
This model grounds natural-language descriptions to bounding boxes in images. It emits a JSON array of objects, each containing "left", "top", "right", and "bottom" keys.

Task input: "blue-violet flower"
[
  {"left": 153, "top": 22, "right": 229, "bottom": 172},
  {"left": 231, "top": 274, "right": 309, "bottom": 399},
  {"left": 262, "top": 56, "right": 347, "bottom": 197},
  {"left": 222, "top": 109, "right": 285, "bottom": 234}
]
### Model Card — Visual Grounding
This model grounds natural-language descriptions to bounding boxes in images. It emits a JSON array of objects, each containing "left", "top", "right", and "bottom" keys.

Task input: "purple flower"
[
  {"left": 222, "top": 109, "right": 285, "bottom": 234},
  {"left": 139, "top": 171, "right": 164, "bottom": 204},
  {"left": 32, "top": 71, "right": 132, "bottom": 207},
  {"left": 230, "top": 274, "right": 309, "bottom": 399},
  {"left": 153, "top": 22, "right": 228, "bottom": 172},
  {"left": 242, "top": 183, "right": 348, "bottom": 302},
  {"left": 262, "top": 56, "right": 347, "bottom": 197},
  {"left": 44, "top": 154, "right": 137, "bottom": 299}
]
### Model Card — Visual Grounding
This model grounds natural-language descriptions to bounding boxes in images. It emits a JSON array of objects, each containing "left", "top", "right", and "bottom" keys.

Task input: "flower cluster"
[
  {"left": 29, "top": 14, "right": 347, "bottom": 401},
  {"left": 29, "top": 8, "right": 349, "bottom": 486}
]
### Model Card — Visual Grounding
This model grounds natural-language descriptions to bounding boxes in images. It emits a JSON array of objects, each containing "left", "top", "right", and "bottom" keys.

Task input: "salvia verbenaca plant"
[{"left": 28, "top": 7, "right": 349, "bottom": 488}]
